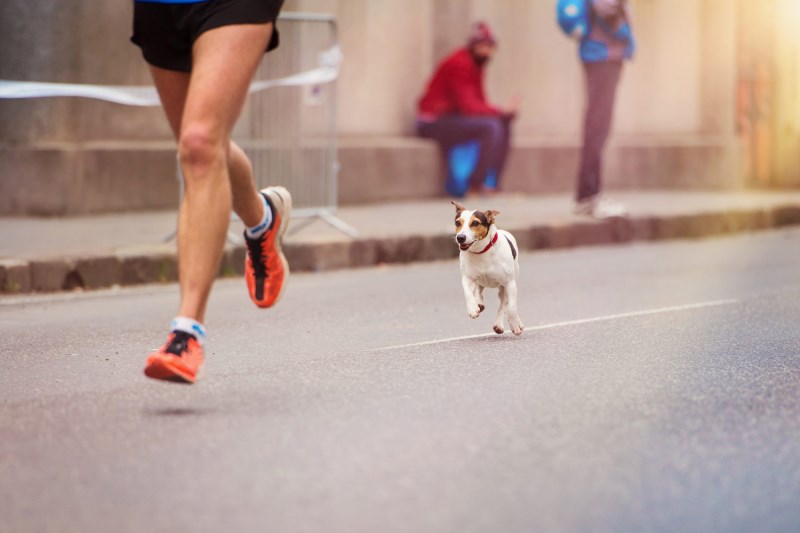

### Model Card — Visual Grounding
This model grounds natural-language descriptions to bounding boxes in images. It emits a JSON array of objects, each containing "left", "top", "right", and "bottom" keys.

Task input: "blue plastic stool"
[{"left": 445, "top": 140, "right": 480, "bottom": 197}]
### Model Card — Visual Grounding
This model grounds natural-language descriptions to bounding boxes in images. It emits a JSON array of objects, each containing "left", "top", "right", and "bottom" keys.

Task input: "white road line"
[{"left": 370, "top": 299, "right": 739, "bottom": 352}]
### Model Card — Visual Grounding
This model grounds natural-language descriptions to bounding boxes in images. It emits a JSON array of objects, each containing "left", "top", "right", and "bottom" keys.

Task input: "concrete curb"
[{"left": 3, "top": 205, "right": 800, "bottom": 295}]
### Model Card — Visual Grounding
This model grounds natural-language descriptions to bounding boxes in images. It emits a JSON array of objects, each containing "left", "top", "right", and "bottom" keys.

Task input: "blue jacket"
[{"left": 580, "top": 1, "right": 635, "bottom": 63}]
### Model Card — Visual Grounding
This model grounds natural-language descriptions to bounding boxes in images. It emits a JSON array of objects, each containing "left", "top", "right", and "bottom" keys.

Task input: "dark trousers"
[
  {"left": 577, "top": 61, "right": 623, "bottom": 201},
  {"left": 417, "top": 114, "right": 512, "bottom": 190}
]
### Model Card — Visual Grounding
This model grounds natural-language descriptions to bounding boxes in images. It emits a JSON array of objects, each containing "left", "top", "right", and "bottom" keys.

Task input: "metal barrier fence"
[
  {"left": 233, "top": 12, "right": 354, "bottom": 237},
  {"left": 0, "top": 11, "right": 354, "bottom": 238}
]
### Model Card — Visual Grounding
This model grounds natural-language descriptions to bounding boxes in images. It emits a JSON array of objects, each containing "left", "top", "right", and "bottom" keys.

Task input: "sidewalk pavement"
[{"left": 2, "top": 190, "right": 800, "bottom": 295}]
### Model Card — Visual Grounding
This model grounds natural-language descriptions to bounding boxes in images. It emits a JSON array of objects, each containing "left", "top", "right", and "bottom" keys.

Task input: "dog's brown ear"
[
  {"left": 486, "top": 210, "right": 501, "bottom": 225},
  {"left": 451, "top": 201, "right": 466, "bottom": 214}
]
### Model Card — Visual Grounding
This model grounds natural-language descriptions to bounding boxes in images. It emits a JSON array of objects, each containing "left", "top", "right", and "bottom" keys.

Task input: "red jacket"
[{"left": 418, "top": 48, "right": 501, "bottom": 118}]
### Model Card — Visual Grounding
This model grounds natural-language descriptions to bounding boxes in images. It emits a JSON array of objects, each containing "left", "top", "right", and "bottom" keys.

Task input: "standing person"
[
  {"left": 130, "top": 0, "right": 292, "bottom": 384},
  {"left": 417, "top": 22, "right": 520, "bottom": 196},
  {"left": 562, "top": 0, "right": 635, "bottom": 217}
]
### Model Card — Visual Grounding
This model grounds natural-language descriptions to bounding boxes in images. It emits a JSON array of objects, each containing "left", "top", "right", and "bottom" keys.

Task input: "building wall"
[
  {"left": 0, "top": 0, "right": 789, "bottom": 215},
  {"left": 290, "top": 0, "right": 738, "bottom": 140}
]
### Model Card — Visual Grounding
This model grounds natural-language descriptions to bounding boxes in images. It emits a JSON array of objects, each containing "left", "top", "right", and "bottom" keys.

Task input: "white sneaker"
[{"left": 574, "top": 196, "right": 628, "bottom": 218}]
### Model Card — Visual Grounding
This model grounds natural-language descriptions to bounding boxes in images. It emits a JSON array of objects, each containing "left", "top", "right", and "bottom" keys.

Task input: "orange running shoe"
[
  {"left": 144, "top": 331, "right": 204, "bottom": 384},
  {"left": 244, "top": 186, "right": 292, "bottom": 308}
]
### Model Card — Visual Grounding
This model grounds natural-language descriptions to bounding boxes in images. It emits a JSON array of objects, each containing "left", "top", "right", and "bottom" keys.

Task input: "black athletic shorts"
[{"left": 131, "top": 0, "right": 284, "bottom": 72}]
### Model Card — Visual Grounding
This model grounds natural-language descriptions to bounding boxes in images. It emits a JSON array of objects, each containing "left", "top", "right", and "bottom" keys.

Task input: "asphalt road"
[{"left": 2, "top": 228, "right": 800, "bottom": 533}]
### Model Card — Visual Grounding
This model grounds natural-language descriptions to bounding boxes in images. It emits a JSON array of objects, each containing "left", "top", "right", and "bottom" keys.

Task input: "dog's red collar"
[{"left": 470, "top": 231, "right": 498, "bottom": 254}]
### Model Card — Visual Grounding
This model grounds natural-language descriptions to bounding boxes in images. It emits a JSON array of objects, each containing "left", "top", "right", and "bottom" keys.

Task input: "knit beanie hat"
[{"left": 467, "top": 21, "right": 496, "bottom": 46}]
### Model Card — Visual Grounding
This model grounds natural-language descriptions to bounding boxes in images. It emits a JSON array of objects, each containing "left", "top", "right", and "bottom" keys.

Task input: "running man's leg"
[
  {"left": 143, "top": 24, "right": 273, "bottom": 383},
  {"left": 148, "top": 68, "right": 264, "bottom": 230},
  {"left": 229, "top": 142, "right": 265, "bottom": 227},
  {"left": 173, "top": 22, "right": 274, "bottom": 323}
]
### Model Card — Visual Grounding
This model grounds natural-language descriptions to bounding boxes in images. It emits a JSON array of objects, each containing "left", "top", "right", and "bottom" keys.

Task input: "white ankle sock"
[
  {"left": 170, "top": 316, "right": 207, "bottom": 345},
  {"left": 245, "top": 194, "right": 273, "bottom": 239}
]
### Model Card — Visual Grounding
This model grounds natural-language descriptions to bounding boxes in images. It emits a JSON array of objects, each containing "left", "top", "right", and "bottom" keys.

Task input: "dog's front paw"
[
  {"left": 467, "top": 304, "right": 482, "bottom": 319},
  {"left": 509, "top": 320, "right": 524, "bottom": 336},
  {"left": 493, "top": 324, "right": 504, "bottom": 335}
]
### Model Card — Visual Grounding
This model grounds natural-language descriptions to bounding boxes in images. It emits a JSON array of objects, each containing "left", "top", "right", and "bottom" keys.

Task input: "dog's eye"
[
  {"left": 471, "top": 221, "right": 480, "bottom": 227},
  {"left": 455, "top": 220, "right": 462, "bottom": 226}
]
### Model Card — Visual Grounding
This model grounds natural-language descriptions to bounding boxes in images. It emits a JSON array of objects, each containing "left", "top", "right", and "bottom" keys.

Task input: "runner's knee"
[{"left": 178, "top": 125, "right": 225, "bottom": 174}]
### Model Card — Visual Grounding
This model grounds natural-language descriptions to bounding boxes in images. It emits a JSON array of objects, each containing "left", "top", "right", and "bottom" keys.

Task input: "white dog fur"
[{"left": 452, "top": 201, "right": 524, "bottom": 335}]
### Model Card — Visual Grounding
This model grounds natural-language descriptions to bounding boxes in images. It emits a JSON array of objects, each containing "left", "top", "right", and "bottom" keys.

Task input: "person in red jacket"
[{"left": 417, "top": 22, "right": 519, "bottom": 195}]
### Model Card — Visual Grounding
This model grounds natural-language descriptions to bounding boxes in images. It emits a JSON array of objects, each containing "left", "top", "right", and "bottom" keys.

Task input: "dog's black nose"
[{"left": 456, "top": 234, "right": 466, "bottom": 244}]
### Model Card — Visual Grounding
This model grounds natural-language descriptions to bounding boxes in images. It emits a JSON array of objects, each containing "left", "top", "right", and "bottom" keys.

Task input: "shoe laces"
[
  {"left": 165, "top": 330, "right": 196, "bottom": 357},
  {"left": 246, "top": 233, "right": 269, "bottom": 278}
]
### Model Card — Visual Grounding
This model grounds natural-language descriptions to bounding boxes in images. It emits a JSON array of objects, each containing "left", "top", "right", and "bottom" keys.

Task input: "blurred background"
[{"left": 1, "top": 0, "right": 799, "bottom": 216}]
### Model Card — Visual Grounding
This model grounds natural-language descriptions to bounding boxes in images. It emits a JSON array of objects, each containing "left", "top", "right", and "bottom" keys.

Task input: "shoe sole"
[
  {"left": 261, "top": 186, "right": 292, "bottom": 307},
  {"left": 144, "top": 357, "right": 196, "bottom": 384}
]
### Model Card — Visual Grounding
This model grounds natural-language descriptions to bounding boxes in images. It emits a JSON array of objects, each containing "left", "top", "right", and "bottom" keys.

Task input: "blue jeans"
[{"left": 417, "top": 114, "right": 512, "bottom": 191}]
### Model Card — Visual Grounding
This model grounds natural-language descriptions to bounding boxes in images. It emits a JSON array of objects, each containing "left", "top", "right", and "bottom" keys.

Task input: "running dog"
[{"left": 452, "top": 201, "right": 524, "bottom": 335}]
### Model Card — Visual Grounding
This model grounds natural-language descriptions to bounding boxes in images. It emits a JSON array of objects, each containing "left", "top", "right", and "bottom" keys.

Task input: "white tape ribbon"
[{"left": 0, "top": 46, "right": 341, "bottom": 107}]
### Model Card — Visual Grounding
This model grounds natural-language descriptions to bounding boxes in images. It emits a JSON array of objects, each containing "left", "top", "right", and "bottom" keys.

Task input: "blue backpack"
[{"left": 557, "top": 0, "right": 590, "bottom": 38}]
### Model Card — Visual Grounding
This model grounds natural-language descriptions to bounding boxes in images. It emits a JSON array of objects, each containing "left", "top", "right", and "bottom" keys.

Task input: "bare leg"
[
  {"left": 229, "top": 142, "right": 265, "bottom": 227},
  {"left": 147, "top": 69, "right": 263, "bottom": 230},
  {"left": 149, "top": 23, "right": 274, "bottom": 323}
]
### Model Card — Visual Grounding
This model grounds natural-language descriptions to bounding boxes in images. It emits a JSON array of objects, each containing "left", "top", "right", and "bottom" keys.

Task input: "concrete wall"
[
  {"left": 289, "top": 0, "right": 738, "bottom": 139},
  {"left": 0, "top": 0, "right": 778, "bottom": 215},
  {"left": 0, "top": 1, "right": 176, "bottom": 215},
  {"left": 740, "top": 0, "right": 800, "bottom": 189},
  {"left": 299, "top": 0, "right": 743, "bottom": 203}
]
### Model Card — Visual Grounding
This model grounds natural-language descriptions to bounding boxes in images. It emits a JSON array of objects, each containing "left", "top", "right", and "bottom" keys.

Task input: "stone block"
[
  {"left": 718, "top": 210, "right": 767, "bottom": 234},
  {"left": 317, "top": 241, "right": 357, "bottom": 271},
  {"left": 0, "top": 259, "right": 31, "bottom": 294},
  {"left": 744, "top": 209, "right": 773, "bottom": 231},
  {"left": 73, "top": 148, "right": 179, "bottom": 213},
  {"left": 0, "top": 137, "right": 751, "bottom": 215},
  {"left": 0, "top": 149, "right": 78, "bottom": 216},
  {"left": 348, "top": 239, "right": 380, "bottom": 268},
  {"left": 30, "top": 259, "right": 75, "bottom": 292},
  {"left": 418, "top": 234, "right": 460, "bottom": 262},
  {"left": 338, "top": 138, "right": 441, "bottom": 205},
  {"left": 119, "top": 253, "right": 178, "bottom": 285},
  {"left": 570, "top": 221, "right": 617, "bottom": 247},
  {"left": 772, "top": 205, "right": 800, "bottom": 227},
  {"left": 527, "top": 225, "right": 553, "bottom": 251},
  {"left": 0, "top": 147, "right": 178, "bottom": 216},
  {"left": 607, "top": 141, "right": 742, "bottom": 190},
  {"left": 283, "top": 243, "right": 314, "bottom": 272},
  {"left": 652, "top": 214, "right": 709, "bottom": 240},
  {"left": 75, "top": 255, "right": 122, "bottom": 289},
  {"left": 629, "top": 217, "right": 658, "bottom": 242},
  {"left": 284, "top": 241, "right": 351, "bottom": 272},
  {"left": 607, "top": 217, "right": 634, "bottom": 243},
  {"left": 535, "top": 221, "right": 616, "bottom": 249},
  {"left": 503, "top": 145, "right": 582, "bottom": 195},
  {"left": 375, "top": 236, "right": 427, "bottom": 264}
]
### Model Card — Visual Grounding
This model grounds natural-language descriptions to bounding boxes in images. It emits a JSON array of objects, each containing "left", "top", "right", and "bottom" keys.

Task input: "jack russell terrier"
[{"left": 452, "top": 201, "right": 524, "bottom": 336}]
